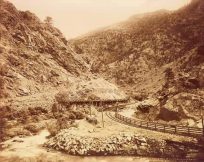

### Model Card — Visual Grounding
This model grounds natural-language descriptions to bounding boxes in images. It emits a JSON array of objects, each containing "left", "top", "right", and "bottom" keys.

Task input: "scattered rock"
[
  {"left": 44, "top": 130, "right": 192, "bottom": 158},
  {"left": 18, "top": 87, "right": 30, "bottom": 96},
  {"left": 12, "top": 139, "right": 24, "bottom": 143}
]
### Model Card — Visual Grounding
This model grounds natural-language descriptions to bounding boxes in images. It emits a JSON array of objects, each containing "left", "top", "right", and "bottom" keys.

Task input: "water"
[{"left": 55, "top": 156, "right": 187, "bottom": 162}]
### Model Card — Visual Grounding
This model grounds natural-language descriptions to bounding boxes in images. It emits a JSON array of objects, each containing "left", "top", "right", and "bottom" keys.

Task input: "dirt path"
[
  {"left": 104, "top": 112, "right": 195, "bottom": 142},
  {"left": 120, "top": 109, "right": 135, "bottom": 118},
  {"left": 0, "top": 130, "right": 50, "bottom": 158}
]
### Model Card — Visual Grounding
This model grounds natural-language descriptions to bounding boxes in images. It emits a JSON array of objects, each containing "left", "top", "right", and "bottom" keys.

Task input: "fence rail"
[
  {"left": 69, "top": 99, "right": 128, "bottom": 104},
  {"left": 115, "top": 113, "right": 204, "bottom": 137}
]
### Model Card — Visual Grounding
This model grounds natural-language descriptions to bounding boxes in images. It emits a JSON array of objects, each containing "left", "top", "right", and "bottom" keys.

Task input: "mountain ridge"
[{"left": 71, "top": 0, "right": 204, "bottom": 122}]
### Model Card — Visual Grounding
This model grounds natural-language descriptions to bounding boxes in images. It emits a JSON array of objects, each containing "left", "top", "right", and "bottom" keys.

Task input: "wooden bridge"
[{"left": 106, "top": 112, "right": 204, "bottom": 138}]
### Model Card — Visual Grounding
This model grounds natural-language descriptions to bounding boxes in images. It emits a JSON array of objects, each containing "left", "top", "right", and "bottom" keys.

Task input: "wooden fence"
[
  {"left": 115, "top": 113, "right": 204, "bottom": 137},
  {"left": 69, "top": 99, "right": 128, "bottom": 104}
]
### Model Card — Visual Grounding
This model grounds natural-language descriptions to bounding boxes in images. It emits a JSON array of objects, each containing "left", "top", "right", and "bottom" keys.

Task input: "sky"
[{"left": 10, "top": 0, "right": 190, "bottom": 38}]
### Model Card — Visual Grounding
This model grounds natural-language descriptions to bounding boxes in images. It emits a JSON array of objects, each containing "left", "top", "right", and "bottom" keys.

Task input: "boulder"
[
  {"left": 18, "top": 87, "right": 30, "bottom": 96},
  {"left": 157, "top": 92, "right": 203, "bottom": 122}
]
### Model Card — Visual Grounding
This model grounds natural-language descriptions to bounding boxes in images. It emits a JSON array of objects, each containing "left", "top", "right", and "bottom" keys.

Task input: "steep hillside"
[
  {"left": 0, "top": 0, "right": 126, "bottom": 110},
  {"left": 71, "top": 0, "right": 204, "bottom": 122},
  {"left": 71, "top": 3, "right": 204, "bottom": 92}
]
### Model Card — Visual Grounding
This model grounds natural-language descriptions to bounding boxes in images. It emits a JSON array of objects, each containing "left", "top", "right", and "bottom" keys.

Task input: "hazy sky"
[{"left": 10, "top": 0, "right": 190, "bottom": 38}]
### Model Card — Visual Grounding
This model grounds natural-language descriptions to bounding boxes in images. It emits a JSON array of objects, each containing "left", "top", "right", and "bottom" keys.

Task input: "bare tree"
[{"left": 44, "top": 16, "right": 53, "bottom": 25}]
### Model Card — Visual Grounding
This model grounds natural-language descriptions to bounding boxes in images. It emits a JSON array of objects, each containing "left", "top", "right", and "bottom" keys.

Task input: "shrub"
[
  {"left": 0, "top": 63, "right": 8, "bottom": 76},
  {"left": 46, "top": 114, "right": 80, "bottom": 137},
  {"left": 86, "top": 116, "right": 98, "bottom": 125},
  {"left": 31, "top": 115, "right": 40, "bottom": 122},
  {"left": 44, "top": 16, "right": 53, "bottom": 25},
  {"left": 70, "top": 110, "right": 85, "bottom": 120},
  {"left": 24, "top": 123, "right": 43, "bottom": 134},
  {"left": 0, "top": 77, "right": 7, "bottom": 98},
  {"left": 67, "top": 112, "right": 76, "bottom": 120},
  {"left": 0, "top": 46, "right": 5, "bottom": 53},
  {"left": 0, "top": 63, "right": 9, "bottom": 98},
  {"left": 51, "top": 103, "right": 62, "bottom": 118},
  {"left": 8, "top": 55, "right": 21, "bottom": 66},
  {"left": 0, "top": 106, "right": 9, "bottom": 142},
  {"left": 133, "top": 92, "right": 148, "bottom": 101},
  {"left": 14, "top": 110, "right": 27, "bottom": 118},
  {"left": 28, "top": 107, "right": 48, "bottom": 116},
  {"left": 57, "top": 115, "right": 72, "bottom": 129},
  {"left": 35, "top": 107, "right": 48, "bottom": 114},
  {"left": 164, "top": 68, "right": 175, "bottom": 84},
  {"left": 55, "top": 92, "right": 70, "bottom": 106},
  {"left": 46, "top": 121, "right": 60, "bottom": 137},
  {"left": 137, "top": 104, "right": 154, "bottom": 113}
]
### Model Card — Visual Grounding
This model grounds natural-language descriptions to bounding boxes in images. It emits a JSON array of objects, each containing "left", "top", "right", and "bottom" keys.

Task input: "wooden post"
[
  {"left": 155, "top": 123, "right": 156, "bottom": 130},
  {"left": 115, "top": 106, "right": 118, "bottom": 115},
  {"left": 199, "top": 104, "right": 204, "bottom": 137},
  {"left": 90, "top": 101, "right": 92, "bottom": 117},
  {"left": 188, "top": 127, "right": 190, "bottom": 135},
  {"left": 175, "top": 126, "right": 177, "bottom": 134},
  {"left": 199, "top": 99, "right": 204, "bottom": 137},
  {"left": 202, "top": 113, "right": 204, "bottom": 137},
  {"left": 164, "top": 125, "right": 166, "bottom": 132},
  {"left": 115, "top": 102, "right": 118, "bottom": 115},
  {"left": 101, "top": 101, "right": 104, "bottom": 128}
]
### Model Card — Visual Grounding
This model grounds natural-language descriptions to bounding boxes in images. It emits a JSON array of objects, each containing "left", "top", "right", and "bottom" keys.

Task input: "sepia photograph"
[{"left": 0, "top": 0, "right": 204, "bottom": 161}]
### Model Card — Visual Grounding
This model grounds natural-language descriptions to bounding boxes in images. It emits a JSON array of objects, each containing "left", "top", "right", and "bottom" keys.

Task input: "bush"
[
  {"left": 137, "top": 104, "right": 154, "bottom": 113},
  {"left": 46, "top": 120, "right": 60, "bottom": 137},
  {"left": 13, "top": 110, "right": 29, "bottom": 122},
  {"left": 0, "top": 106, "right": 9, "bottom": 142},
  {"left": 86, "top": 116, "right": 98, "bottom": 125},
  {"left": 133, "top": 92, "right": 148, "bottom": 101},
  {"left": 55, "top": 92, "right": 70, "bottom": 106},
  {"left": 67, "top": 112, "right": 76, "bottom": 120},
  {"left": 0, "top": 63, "right": 8, "bottom": 76},
  {"left": 0, "top": 77, "right": 8, "bottom": 98},
  {"left": 70, "top": 110, "right": 85, "bottom": 120},
  {"left": 52, "top": 102, "right": 86, "bottom": 120},
  {"left": 35, "top": 107, "right": 48, "bottom": 114},
  {"left": 28, "top": 107, "right": 48, "bottom": 116},
  {"left": 46, "top": 114, "right": 80, "bottom": 137},
  {"left": 8, "top": 55, "right": 21, "bottom": 66},
  {"left": 0, "top": 46, "right": 5, "bottom": 53},
  {"left": 57, "top": 115, "right": 72, "bottom": 129},
  {"left": 24, "top": 123, "right": 43, "bottom": 134},
  {"left": 0, "top": 63, "right": 9, "bottom": 98}
]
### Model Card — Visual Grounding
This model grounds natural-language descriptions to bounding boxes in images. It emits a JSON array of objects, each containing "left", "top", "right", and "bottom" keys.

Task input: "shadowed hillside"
[{"left": 71, "top": 0, "right": 204, "bottom": 122}]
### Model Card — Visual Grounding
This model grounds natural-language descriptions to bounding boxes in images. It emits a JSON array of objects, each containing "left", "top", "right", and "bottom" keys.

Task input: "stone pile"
[{"left": 44, "top": 129, "right": 187, "bottom": 157}]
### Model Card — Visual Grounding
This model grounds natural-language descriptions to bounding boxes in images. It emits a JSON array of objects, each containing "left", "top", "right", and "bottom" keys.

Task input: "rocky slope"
[
  {"left": 0, "top": 0, "right": 126, "bottom": 110},
  {"left": 71, "top": 0, "right": 204, "bottom": 122}
]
